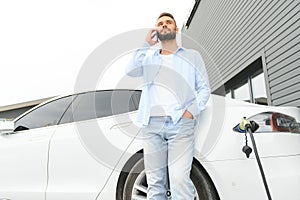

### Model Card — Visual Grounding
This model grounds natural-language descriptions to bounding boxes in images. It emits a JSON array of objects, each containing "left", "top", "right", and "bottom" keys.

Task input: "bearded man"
[{"left": 126, "top": 12, "right": 211, "bottom": 200}]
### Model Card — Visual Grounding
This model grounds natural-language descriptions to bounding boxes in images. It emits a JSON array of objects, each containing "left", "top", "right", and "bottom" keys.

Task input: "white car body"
[{"left": 0, "top": 91, "right": 299, "bottom": 200}]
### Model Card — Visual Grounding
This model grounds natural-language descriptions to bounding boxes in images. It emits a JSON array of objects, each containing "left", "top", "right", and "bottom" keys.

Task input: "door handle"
[{"left": 110, "top": 122, "right": 132, "bottom": 130}]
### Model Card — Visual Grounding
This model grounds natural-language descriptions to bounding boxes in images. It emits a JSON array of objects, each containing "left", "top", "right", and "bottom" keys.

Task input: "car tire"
[{"left": 118, "top": 153, "right": 219, "bottom": 200}]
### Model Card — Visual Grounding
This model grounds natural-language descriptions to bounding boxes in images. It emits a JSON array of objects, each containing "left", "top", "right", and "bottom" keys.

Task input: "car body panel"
[
  {"left": 192, "top": 96, "right": 300, "bottom": 199},
  {"left": 0, "top": 92, "right": 299, "bottom": 200},
  {"left": 46, "top": 123, "right": 101, "bottom": 200},
  {"left": 46, "top": 112, "right": 141, "bottom": 200},
  {"left": 0, "top": 126, "right": 55, "bottom": 200}
]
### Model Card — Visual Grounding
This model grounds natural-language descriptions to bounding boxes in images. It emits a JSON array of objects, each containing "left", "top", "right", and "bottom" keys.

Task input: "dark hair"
[{"left": 157, "top": 12, "right": 177, "bottom": 27}]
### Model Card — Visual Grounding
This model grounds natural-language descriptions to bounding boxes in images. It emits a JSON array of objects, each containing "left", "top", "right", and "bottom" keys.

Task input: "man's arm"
[
  {"left": 125, "top": 29, "right": 158, "bottom": 77},
  {"left": 185, "top": 51, "right": 211, "bottom": 118}
]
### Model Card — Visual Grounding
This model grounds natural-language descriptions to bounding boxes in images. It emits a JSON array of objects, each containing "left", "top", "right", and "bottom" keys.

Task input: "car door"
[
  {"left": 0, "top": 96, "right": 74, "bottom": 200},
  {"left": 46, "top": 90, "right": 141, "bottom": 200}
]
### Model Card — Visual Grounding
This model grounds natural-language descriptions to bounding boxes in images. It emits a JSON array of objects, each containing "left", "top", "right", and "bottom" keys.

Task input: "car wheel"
[{"left": 120, "top": 155, "right": 219, "bottom": 200}]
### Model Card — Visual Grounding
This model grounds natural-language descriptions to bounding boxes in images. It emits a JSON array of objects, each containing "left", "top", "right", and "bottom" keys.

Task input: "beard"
[{"left": 157, "top": 29, "right": 176, "bottom": 41}]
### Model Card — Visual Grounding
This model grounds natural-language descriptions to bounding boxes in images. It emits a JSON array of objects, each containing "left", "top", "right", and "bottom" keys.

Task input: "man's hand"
[
  {"left": 182, "top": 110, "right": 193, "bottom": 119},
  {"left": 146, "top": 29, "right": 159, "bottom": 46}
]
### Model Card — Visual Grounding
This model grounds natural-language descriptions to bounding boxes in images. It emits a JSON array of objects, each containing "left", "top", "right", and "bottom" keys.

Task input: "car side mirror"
[{"left": 0, "top": 120, "right": 14, "bottom": 135}]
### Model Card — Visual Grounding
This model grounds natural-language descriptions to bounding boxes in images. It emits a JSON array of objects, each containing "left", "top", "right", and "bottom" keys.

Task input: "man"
[{"left": 126, "top": 12, "right": 210, "bottom": 200}]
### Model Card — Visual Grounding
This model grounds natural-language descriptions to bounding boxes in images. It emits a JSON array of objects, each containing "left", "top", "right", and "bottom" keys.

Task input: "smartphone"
[{"left": 152, "top": 31, "right": 158, "bottom": 42}]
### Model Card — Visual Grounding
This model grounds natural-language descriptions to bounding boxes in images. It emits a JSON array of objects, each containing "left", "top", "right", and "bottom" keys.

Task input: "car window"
[
  {"left": 14, "top": 96, "right": 74, "bottom": 131},
  {"left": 128, "top": 90, "right": 141, "bottom": 109},
  {"left": 59, "top": 90, "right": 141, "bottom": 123},
  {"left": 109, "top": 90, "right": 140, "bottom": 116}
]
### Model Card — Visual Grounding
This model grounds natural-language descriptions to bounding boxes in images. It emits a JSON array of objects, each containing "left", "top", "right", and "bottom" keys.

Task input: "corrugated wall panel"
[
  {"left": 269, "top": 35, "right": 299, "bottom": 61},
  {"left": 273, "top": 90, "right": 300, "bottom": 106},
  {"left": 265, "top": 25, "right": 299, "bottom": 58},
  {"left": 211, "top": 1, "right": 272, "bottom": 65},
  {"left": 272, "top": 82, "right": 300, "bottom": 100},
  {"left": 279, "top": 99, "right": 300, "bottom": 107},
  {"left": 206, "top": 0, "right": 260, "bottom": 85},
  {"left": 267, "top": 40, "right": 299, "bottom": 67},
  {"left": 182, "top": 0, "right": 300, "bottom": 107},
  {"left": 271, "top": 73, "right": 300, "bottom": 95},
  {"left": 269, "top": 58, "right": 300, "bottom": 83},
  {"left": 222, "top": 1, "right": 296, "bottom": 79},
  {"left": 206, "top": 0, "right": 258, "bottom": 56},
  {"left": 202, "top": 1, "right": 241, "bottom": 51},
  {"left": 266, "top": 1, "right": 300, "bottom": 107},
  {"left": 270, "top": 70, "right": 300, "bottom": 91},
  {"left": 199, "top": 0, "right": 262, "bottom": 90}
]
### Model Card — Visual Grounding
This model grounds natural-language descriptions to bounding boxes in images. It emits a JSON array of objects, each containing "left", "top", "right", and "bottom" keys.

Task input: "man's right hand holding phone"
[{"left": 146, "top": 29, "right": 159, "bottom": 46}]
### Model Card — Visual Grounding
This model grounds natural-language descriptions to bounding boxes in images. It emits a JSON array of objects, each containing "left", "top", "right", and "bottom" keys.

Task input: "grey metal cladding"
[{"left": 182, "top": 0, "right": 300, "bottom": 107}]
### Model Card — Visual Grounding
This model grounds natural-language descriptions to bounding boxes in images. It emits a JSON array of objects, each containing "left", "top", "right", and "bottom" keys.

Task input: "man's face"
[{"left": 156, "top": 16, "right": 178, "bottom": 41}]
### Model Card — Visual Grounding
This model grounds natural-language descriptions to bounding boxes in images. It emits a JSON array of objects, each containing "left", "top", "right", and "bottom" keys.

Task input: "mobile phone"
[{"left": 152, "top": 31, "right": 158, "bottom": 42}]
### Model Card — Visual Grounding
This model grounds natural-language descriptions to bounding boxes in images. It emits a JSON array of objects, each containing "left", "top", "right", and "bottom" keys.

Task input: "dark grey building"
[{"left": 182, "top": 0, "right": 299, "bottom": 107}]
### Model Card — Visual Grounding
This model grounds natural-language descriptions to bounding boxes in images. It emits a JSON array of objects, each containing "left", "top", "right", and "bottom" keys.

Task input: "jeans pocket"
[
  {"left": 181, "top": 117, "right": 194, "bottom": 122},
  {"left": 179, "top": 117, "right": 196, "bottom": 127}
]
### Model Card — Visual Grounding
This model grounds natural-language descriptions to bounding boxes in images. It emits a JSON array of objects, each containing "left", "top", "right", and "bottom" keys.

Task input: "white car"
[{"left": 0, "top": 89, "right": 299, "bottom": 200}]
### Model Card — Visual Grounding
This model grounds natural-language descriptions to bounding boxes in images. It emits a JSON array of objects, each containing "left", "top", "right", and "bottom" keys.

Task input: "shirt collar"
[{"left": 154, "top": 46, "right": 186, "bottom": 56}]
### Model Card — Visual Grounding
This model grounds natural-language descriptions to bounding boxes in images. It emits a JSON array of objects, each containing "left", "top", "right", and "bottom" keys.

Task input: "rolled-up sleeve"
[{"left": 126, "top": 42, "right": 150, "bottom": 77}]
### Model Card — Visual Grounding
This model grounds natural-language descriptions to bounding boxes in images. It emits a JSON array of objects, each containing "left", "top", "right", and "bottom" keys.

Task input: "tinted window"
[
  {"left": 109, "top": 90, "right": 140, "bottom": 116},
  {"left": 59, "top": 90, "right": 141, "bottom": 123},
  {"left": 14, "top": 96, "right": 74, "bottom": 131}
]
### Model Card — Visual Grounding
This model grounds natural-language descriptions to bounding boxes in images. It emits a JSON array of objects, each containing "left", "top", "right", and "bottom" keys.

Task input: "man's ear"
[{"left": 176, "top": 27, "right": 179, "bottom": 33}]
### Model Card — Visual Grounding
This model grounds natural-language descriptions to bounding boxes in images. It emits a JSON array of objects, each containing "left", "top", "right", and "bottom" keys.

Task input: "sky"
[{"left": 0, "top": 0, "right": 195, "bottom": 107}]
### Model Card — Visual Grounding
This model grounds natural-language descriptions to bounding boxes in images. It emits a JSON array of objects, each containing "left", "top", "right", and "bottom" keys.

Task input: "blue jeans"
[{"left": 142, "top": 116, "right": 195, "bottom": 200}]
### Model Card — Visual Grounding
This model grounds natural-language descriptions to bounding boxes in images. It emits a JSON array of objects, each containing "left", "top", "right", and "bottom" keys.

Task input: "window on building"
[
  {"left": 234, "top": 81, "right": 250, "bottom": 102},
  {"left": 225, "top": 90, "right": 232, "bottom": 98},
  {"left": 252, "top": 73, "right": 267, "bottom": 105},
  {"left": 224, "top": 57, "right": 268, "bottom": 105}
]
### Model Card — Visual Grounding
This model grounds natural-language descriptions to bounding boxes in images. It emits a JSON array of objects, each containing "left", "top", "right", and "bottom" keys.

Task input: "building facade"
[{"left": 182, "top": 0, "right": 299, "bottom": 107}]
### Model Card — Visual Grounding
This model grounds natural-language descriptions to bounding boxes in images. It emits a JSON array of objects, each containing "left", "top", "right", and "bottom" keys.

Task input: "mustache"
[
  {"left": 159, "top": 27, "right": 171, "bottom": 33},
  {"left": 157, "top": 30, "right": 176, "bottom": 41}
]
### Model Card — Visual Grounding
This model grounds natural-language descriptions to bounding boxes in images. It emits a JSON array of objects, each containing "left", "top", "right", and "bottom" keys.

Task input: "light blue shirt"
[{"left": 126, "top": 43, "right": 211, "bottom": 125}]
